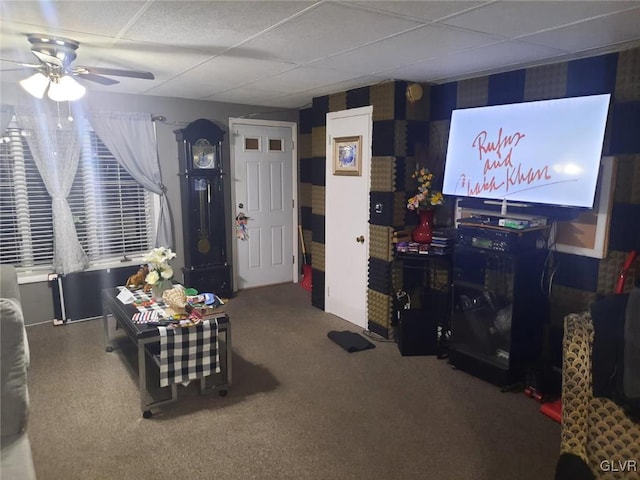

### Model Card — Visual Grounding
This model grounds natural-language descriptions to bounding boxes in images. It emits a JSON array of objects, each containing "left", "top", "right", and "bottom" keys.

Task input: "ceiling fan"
[{"left": 1, "top": 33, "right": 155, "bottom": 101}]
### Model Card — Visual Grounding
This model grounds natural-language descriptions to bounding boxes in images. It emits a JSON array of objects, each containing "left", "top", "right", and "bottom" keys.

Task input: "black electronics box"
[
  {"left": 456, "top": 225, "right": 539, "bottom": 253},
  {"left": 397, "top": 309, "right": 438, "bottom": 356}
]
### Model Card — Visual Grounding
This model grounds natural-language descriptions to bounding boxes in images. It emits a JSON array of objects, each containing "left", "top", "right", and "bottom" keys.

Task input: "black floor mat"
[{"left": 327, "top": 330, "right": 376, "bottom": 353}]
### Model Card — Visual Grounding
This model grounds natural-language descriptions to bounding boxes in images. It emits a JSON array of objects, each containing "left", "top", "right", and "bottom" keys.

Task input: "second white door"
[
  {"left": 325, "top": 106, "right": 372, "bottom": 329},
  {"left": 231, "top": 121, "right": 296, "bottom": 290}
]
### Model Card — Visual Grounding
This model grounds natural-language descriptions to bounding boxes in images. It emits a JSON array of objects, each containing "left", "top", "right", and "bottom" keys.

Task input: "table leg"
[
  {"left": 103, "top": 303, "right": 113, "bottom": 353},
  {"left": 225, "top": 323, "right": 232, "bottom": 386},
  {"left": 138, "top": 340, "right": 149, "bottom": 417}
]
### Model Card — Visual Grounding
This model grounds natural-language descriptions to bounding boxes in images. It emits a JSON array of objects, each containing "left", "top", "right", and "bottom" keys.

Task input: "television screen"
[{"left": 442, "top": 94, "right": 611, "bottom": 209}]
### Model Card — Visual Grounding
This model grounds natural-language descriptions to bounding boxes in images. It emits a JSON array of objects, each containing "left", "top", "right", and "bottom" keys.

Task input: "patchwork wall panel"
[
  {"left": 523, "top": 63, "right": 568, "bottom": 101},
  {"left": 487, "top": 70, "right": 526, "bottom": 105},
  {"left": 329, "top": 92, "right": 347, "bottom": 113},
  {"left": 566, "top": 53, "right": 618, "bottom": 97},
  {"left": 346, "top": 86, "right": 370, "bottom": 109},
  {"left": 370, "top": 156, "right": 396, "bottom": 192},
  {"left": 614, "top": 155, "right": 640, "bottom": 203},
  {"left": 457, "top": 77, "right": 489, "bottom": 108},
  {"left": 615, "top": 48, "right": 640, "bottom": 101},
  {"left": 304, "top": 45, "right": 640, "bottom": 334}
]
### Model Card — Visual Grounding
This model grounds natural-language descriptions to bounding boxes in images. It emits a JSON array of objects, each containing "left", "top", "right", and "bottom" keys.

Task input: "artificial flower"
[
  {"left": 143, "top": 246, "right": 176, "bottom": 285},
  {"left": 407, "top": 166, "right": 445, "bottom": 211}
]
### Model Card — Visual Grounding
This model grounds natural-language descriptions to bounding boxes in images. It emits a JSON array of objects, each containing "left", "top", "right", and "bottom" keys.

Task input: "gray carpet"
[{"left": 25, "top": 283, "right": 560, "bottom": 480}]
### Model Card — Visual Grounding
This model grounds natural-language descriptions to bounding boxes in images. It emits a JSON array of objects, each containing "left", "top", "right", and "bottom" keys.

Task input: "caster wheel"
[
  {"left": 218, "top": 389, "right": 228, "bottom": 397},
  {"left": 143, "top": 410, "right": 153, "bottom": 419},
  {"left": 106, "top": 346, "right": 113, "bottom": 353}
]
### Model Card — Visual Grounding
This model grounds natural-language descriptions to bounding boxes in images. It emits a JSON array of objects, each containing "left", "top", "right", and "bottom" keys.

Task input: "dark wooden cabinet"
[
  {"left": 175, "top": 119, "right": 232, "bottom": 297},
  {"left": 450, "top": 244, "right": 549, "bottom": 387}
]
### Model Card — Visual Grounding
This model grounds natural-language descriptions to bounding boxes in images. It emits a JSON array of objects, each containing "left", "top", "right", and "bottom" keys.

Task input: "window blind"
[
  {"left": 0, "top": 125, "right": 53, "bottom": 267},
  {"left": 0, "top": 117, "right": 154, "bottom": 270}
]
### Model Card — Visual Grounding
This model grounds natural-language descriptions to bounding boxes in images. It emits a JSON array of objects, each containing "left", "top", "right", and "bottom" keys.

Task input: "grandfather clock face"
[{"left": 192, "top": 139, "right": 218, "bottom": 170}]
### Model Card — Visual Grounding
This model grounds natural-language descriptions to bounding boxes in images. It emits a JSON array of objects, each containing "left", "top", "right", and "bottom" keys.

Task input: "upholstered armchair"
[{"left": 560, "top": 312, "right": 640, "bottom": 479}]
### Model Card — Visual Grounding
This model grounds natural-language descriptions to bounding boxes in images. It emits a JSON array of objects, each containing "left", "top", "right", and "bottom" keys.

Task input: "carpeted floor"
[{"left": 25, "top": 283, "right": 560, "bottom": 480}]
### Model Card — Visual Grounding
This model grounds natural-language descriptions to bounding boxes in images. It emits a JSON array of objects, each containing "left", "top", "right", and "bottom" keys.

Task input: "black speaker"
[{"left": 397, "top": 309, "right": 438, "bottom": 356}]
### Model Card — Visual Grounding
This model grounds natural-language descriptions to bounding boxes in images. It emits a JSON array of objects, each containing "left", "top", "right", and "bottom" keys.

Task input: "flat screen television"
[{"left": 442, "top": 94, "right": 611, "bottom": 216}]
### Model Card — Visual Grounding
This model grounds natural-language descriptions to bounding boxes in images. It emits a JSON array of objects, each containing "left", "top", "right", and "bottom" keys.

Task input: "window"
[
  {"left": 244, "top": 137, "right": 260, "bottom": 151},
  {"left": 0, "top": 117, "right": 154, "bottom": 270}
]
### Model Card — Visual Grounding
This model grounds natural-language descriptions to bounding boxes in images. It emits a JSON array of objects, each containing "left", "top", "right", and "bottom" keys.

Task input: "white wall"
[{"left": 0, "top": 81, "right": 298, "bottom": 324}]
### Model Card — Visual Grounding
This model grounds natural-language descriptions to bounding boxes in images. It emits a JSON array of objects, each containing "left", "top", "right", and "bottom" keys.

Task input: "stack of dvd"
[{"left": 429, "top": 228, "right": 456, "bottom": 255}]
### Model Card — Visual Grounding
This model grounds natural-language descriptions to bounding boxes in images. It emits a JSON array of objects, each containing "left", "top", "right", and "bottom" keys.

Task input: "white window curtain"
[
  {"left": 1, "top": 105, "right": 14, "bottom": 132},
  {"left": 88, "top": 111, "right": 173, "bottom": 249},
  {"left": 14, "top": 107, "right": 89, "bottom": 274}
]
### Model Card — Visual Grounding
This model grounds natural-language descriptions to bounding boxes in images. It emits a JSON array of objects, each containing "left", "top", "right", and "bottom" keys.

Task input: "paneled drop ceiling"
[{"left": 1, "top": 0, "right": 640, "bottom": 109}]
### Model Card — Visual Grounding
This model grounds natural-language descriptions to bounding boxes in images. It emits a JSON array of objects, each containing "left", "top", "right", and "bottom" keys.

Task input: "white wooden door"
[
  {"left": 230, "top": 121, "right": 297, "bottom": 290},
  {"left": 325, "top": 106, "right": 372, "bottom": 329}
]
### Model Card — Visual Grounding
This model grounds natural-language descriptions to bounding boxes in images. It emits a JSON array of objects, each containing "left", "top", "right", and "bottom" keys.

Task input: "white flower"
[
  {"left": 143, "top": 247, "right": 176, "bottom": 285},
  {"left": 143, "top": 247, "right": 176, "bottom": 264},
  {"left": 145, "top": 270, "right": 160, "bottom": 285},
  {"left": 160, "top": 266, "right": 173, "bottom": 279}
]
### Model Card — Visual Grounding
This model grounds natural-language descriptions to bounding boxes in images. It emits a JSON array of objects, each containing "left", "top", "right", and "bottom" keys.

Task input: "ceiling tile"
[
  {"left": 249, "top": 66, "right": 367, "bottom": 93},
  {"left": 89, "top": 45, "right": 212, "bottom": 81},
  {"left": 309, "top": 24, "right": 502, "bottom": 74},
  {"left": 0, "top": 1, "right": 148, "bottom": 37},
  {"left": 206, "top": 87, "right": 307, "bottom": 108},
  {"left": 301, "top": 75, "right": 388, "bottom": 98},
  {"left": 82, "top": 76, "right": 160, "bottom": 96},
  {"left": 518, "top": 7, "right": 640, "bottom": 53},
  {"left": 148, "top": 55, "right": 296, "bottom": 98},
  {"left": 261, "top": 94, "right": 314, "bottom": 109},
  {"left": 2, "top": 1, "right": 640, "bottom": 107},
  {"left": 440, "top": 1, "right": 640, "bottom": 38},
  {"left": 121, "top": 1, "right": 315, "bottom": 50},
  {"left": 385, "top": 40, "right": 568, "bottom": 83},
  {"left": 351, "top": 1, "right": 488, "bottom": 22},
  {"left": 237, "top": 2, "right": 422, "bottom": 64}
]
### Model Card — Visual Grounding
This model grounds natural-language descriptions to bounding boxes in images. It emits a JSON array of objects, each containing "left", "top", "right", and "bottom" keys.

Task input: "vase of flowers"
[
  {"left": 143, "top": 246, "right": 176, "bottom": 301},
  {"left": 407, "top": 166, "right": 444, "bottom": 244}
]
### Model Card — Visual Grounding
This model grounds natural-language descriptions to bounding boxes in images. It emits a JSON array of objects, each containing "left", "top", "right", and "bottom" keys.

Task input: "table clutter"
[{"left": 119, "top": 284, "right": 226, "bottom": 328}]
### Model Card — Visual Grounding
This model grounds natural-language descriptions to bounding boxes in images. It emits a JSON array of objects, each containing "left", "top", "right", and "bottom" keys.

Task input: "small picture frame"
[{"left": 333, "top": 136, "right": 362, "bottom": 176}]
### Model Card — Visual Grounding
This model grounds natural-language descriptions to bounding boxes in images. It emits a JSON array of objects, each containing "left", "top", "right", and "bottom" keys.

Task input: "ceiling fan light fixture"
[
  {"left": 19, "top": 72, "right": 50, "bottom": 99},
  {"left": 47, "top": 75, "right": 85, "bottom": 102}
]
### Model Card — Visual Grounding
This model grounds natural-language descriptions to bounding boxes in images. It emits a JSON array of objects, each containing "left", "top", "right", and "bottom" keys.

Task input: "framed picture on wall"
[
  {"left": 333, "top": 136, "right": 362, "bottom": 176},
  {"left": 553, "top": 156, "right": 617, "bottom": 259}
]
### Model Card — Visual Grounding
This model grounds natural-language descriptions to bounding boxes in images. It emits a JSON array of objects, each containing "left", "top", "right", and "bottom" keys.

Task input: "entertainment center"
[
  {"left": 439, "top": 93, "right": 612, "bottom": 388},
  {"left": 450, "top": 219, "right": 550, "bottom": 387}
]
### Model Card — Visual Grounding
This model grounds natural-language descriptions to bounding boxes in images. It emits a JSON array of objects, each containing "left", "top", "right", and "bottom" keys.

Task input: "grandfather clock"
[{"left": 175, "top": 119, "right": 232, "bottom": 297}]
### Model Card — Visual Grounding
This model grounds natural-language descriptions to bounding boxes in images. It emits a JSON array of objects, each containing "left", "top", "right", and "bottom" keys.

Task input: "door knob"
[{"left": 356, "top": 235, "right": 365, "bottom": 244}]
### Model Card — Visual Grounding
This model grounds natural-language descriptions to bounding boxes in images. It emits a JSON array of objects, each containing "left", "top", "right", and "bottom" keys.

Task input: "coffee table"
[{"left": 101, "top": 287, "right": 231, "bottom": 418}]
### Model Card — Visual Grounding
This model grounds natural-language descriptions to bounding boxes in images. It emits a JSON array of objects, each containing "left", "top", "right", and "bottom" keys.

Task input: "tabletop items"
[{"left": 123, "top": 283, "right": 225, "bottom": 328}]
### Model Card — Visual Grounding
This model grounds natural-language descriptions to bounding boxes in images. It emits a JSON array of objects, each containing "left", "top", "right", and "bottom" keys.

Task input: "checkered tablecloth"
[{"left": 158, "top": 318, "right": 220, "bottom": 387}]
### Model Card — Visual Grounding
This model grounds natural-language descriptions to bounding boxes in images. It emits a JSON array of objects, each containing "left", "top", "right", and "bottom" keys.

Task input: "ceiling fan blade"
[
  {"left": 31, "top": 50, "right": 64, "bottom": 67},
  {"left": 0, "top": 67, "right": 41, "bottom": 73},
  {"left": 0, "top": 58, "right": 41, "bottom": 69},
  {"left": 77, "top": 73, "right": 120, "bottom": 86},
  {"left": 74, "top": 65, "right": 154, "bottom": 80}
]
